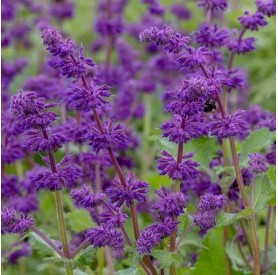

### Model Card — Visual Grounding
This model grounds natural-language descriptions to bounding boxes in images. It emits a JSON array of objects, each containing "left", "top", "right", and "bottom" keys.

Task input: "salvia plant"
[{"left": 1, "top": 0, "right": 276, "bottom": 275}]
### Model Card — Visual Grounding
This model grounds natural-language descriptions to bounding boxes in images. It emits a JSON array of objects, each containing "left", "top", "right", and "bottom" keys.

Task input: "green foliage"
[
  {"left": 217, "top": 207, "right": 254, "bottom": 227},
  {"left": 25, "top": 231, "right": 59, "bottom": 258},
  {"left": 66, "top": 209, "right": 96, "bottom": 232},
  {"left": 253, "top": 173, "right": 274, "bottom": 211},
  {"left": 240, "top": 128, "right": 276, "bottom": 163},
  {"left": 126, "top": 246, "right": 143, "bottom": 267},
  {"left": 151, "top": 249, "right": 183, "bottom": 269},
  {"left": 115, "top": 268, "right": 145, "bottom": 275},
  {"left": 188, "top": 227, "right": 226, "bottom": 275},
  {"left": 225, "top": 241, "right": 251, "bottom": 273},
  {"left": 73, "top": 246, "right": 97, "bottom": 269}
]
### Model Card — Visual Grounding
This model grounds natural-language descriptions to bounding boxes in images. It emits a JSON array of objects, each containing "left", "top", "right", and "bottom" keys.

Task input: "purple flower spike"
[
  {"left": 86, "top": 226, "right": 125, "bottom": 256},
  {"left": 238, "top": 11, "right": 267, "bottom": 31},
  {"left": 161, "top": 115, "right": 206, "bottom": 144},
  {"left": 157, "top": 151, "right": 200, "bottom": 181},
  {"left": 256, "top": 0, "right": 276, "bottom": 17},
  {"left": 71, "top": 185, "right": 106, "bottom": 208},
  {"left": 137, "top": 229, "right": 161, "bottom": 254},
  {"left": 87, "top": 120, "right": 128, "bottom": 152},
  {"left": 198, "top": 0, "right": 228, "bottom": 12},
  {"left": 248, "top": 153, "right": 268, "bottom": 173},
  {"left": 152, "top": 187, "right": 188, "bottom": 218},
  {"left": 24, "top": 129, "right": 69, "bottom": 152},
  {"left": 209, "top": 110, "right": 249, "bottom": 139},
  {"left": 41, "top": 27, "right": 75, "bottom": 58},
  {"left": 227, "top": 37, "right": 256, "bottom": 55},
  {"left": 194, "top": 194, "right": 227, "bottom": 232},
  {"left": 66, "top": 84, "right": 110, "bottom": 112},
  {"left": 107, "top": 173, "right": 149, "bottom": 207},
  {"left": 139, "top": 25, "right": 190, "bottom": 54},
  {"left": 195, "top": 24, "right": 229, "bottom": 48},
  {"left": 177, "top": 47, "right": 211, "bottom": 72}
]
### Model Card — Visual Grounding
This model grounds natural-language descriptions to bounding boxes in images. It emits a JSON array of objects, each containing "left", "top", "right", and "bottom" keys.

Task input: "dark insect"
[{"left": 204, "top": 99, "right": 217, "bottom": 112}]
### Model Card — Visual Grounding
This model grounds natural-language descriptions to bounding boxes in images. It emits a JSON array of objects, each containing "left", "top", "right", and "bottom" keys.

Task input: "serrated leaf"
[
  {"left": 188, "top": 227, "right": 225, "bottom": 275},
  {"left": 225, "top": 240, "right": 250, "bottom": 273},
  {"left": 126, "top": 246, "right": 143, "bottom": 267},
  {"left": 66, "top": 209, "right": 95, "bottom": 232},
  {"left": 152, "top": 250, "right": 183, "bottom": 269},
  {"left": 178, "top": 210, "right": 192, "bottom": 235},
  {"left": 25, "top": 231, "right": 59, "bottom": 258},
  {"left": 217, "top": 207, "right": 254, "bottom": 227},
  {"left": 253, "top": 173, "right": 273, "bottom": 211},
  {"left": 74, "top": 245, "right": 97, "bottom": 268},
  {"left": 240, "top": 128, "right": 276, "bottom": 163}
]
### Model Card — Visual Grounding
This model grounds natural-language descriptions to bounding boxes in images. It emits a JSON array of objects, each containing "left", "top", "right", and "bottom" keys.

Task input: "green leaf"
[
  {"left": 115, "top": 268, "right": 143, "bottom": 275},
  {"left": 126, "top": 246, "right": 143, "bottom": 267},
  {"left": 152, "top": 250, "right": 183, "bottom": 269},
  {"left": 185, "top": 137, "right": 219, "bottom": 168},
  {"left": 253, "top": 173, "right": 274, "bottom": 211},
  {"left": 73, "top": 245, "right": 97, "bottom": 268},
  {"left": 217, "top": 207, "right": 254, "bottom": 227},
  {"left": 66, "top": 209, "right": 95, "bottom": 232},
  {"left": 178, "top": 227, "right": 205, "bottom": 250},
  {"left": 25, "top": 231, "right": 59, "bottom": 258},
  {"left": 267, "top": 165, "right": 276, "bottom": 185},
  {"left": 178, "top": 210, "right": 192, "bottom": 235},
  {"left": 188, "top": 227, "right": 226, "bottom": 275},
  {"left": 240, "top": 128, "right": 276, "bottom": 163},
  {"left": 225, "top": 240, "right": 250, "bottom": 273}
]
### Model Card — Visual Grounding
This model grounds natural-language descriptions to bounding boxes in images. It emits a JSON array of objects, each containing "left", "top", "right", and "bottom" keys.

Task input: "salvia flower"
[
  {"left": 255, "top": 0, "right": 276, "bottom": 17},
  {"left": 152, "top": 187, "right": 188, "bottom": 218},
  {"left": 71, "top": 185, "right": 106, "bottom": 208},
  {"left": 177, "top": 47, "right": 211, "bottom": 72},
  {"left": 99, "top": 208, "right": 128, "bottom": 228},
  {"left": 194, "top": 194, "right": 227, "bottom": 232},
  {"left": 198, "top": 0, "right": 228, "bottom": 12},
  {"left": 171, "top": 4, "right": 191, "bottom": 20},
  {"left": 157, "top": 151, "right": 200, "bottom": 181},
  {"left": 238, "top": 11, "right": 267, "bottom": 31},
  {"left": 139, "top": 25, "right": 190, "bottom": 54},
  {"left": 24, "top": 129, "right": 69, "bottom": 152},
  {"left": 87, "top": 120, "right": 128, "bottom": 152},
  {"left": 107, "top": 173, "right": 149, "bottom": 207},
  {"left": 227, "top": 37, "right": 256, "bottom": 55},
  {"left": 161, "top": 115, "right": 206, "bottom": 144},
  {"left": 137, "top": 229, "right": 161, "bottom": 254},
  {"left": 10, "top": 90, "right": 58, "bottom": 130},
  {"left": 41, "top": 27, "right": 75, "bottom": 58},
  {"left": 2, "top": 242, "right": 32, "bottom": 264},
  {"left": 32, "top": 155, "right": 81, "bottom": 191},
  {"left": 2, "top": 208, "right": 34, "bottom": 234},
  {"left": 248, "top": 153, "right": 268, "bottom": 173},
  {"left": 209, "top": 110, "right": 249, "bottom": 139},
  {"left": 86, "top": 226, "right": 125, "bottom": 256},
  {"left": 195, "top": 24, "right": 229, "bottom": 47},
  {"left": 66, "top": 84, "right": 110, "bottom": 111}
]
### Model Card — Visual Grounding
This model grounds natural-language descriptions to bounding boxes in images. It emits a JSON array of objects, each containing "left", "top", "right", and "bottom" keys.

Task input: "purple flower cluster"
[{"left": 194, "top": 194, "right": 227, "bottom": 232}]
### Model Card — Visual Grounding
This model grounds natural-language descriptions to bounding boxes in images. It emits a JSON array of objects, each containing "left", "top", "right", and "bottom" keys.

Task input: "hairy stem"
[
  {"left": 236, "top": 239, "right": 252, "bottom": 270},
  {"left": 263, "top": 207, "right": 272, "bottom": 271},
  {"left": 103, "top": 247, "right": 115, "bottom": 275},
  {"left": 41, "top": 127, "right": 73, "bottom": 275}
]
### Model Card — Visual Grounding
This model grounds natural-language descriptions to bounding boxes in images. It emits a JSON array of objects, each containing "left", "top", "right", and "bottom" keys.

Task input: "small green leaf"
[
  {"left": 217, "top": 207, "right": 254, "bottom": 227},
  {"left": 25, "top": 231, "right": 58, "bottom": 258},
  {"left": 253, "top": 173, "right": 273, "bottom": 211},
  {"left": 178, "top": 210, "right": 192, "bottom": 235},
  {"left": 126, "top": 246, "right": 143, "bottom": 267},
  {"left": 152, "top": 250, "right": 183, "bottom": 269},
  {"left": 267, "top": 165, "right": 276, "bottom": 186},
  {"left": 66, "top": 209, "right": 95, "bottom": 232},
  {"left": 240, "top": 128, "right": 276, "bottom": 163},
  {"left": 73, "top": 245, "right": 97, "bottom": 268}
]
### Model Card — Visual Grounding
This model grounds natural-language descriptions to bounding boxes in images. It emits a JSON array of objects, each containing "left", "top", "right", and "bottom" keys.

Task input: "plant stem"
[
  {"left": 78, "top": 74, "right": 157, "bottom": 275},
  {"left": 236, "top": 239, "right": 252, "bottom": 270},
  {"left": 41, "top": 126, "right": 73, "bottom": 275},
  {"left": 199, "top": 63, "right": 260, "bottom": 274},
  {"left": 70, "top": 240, "right": 90, "bottom": 259},
  {"left": 103, "top": 247, "right": 115, "bottom": 275},
  {"left": 176, "top": 224, "right": 194, "bottom": 249},
  {"left": 263, "top": 207, "right": 272, "bottom": 271},
  {"left": 98, "top": 247, "right": 104, "bottom": 275}
]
